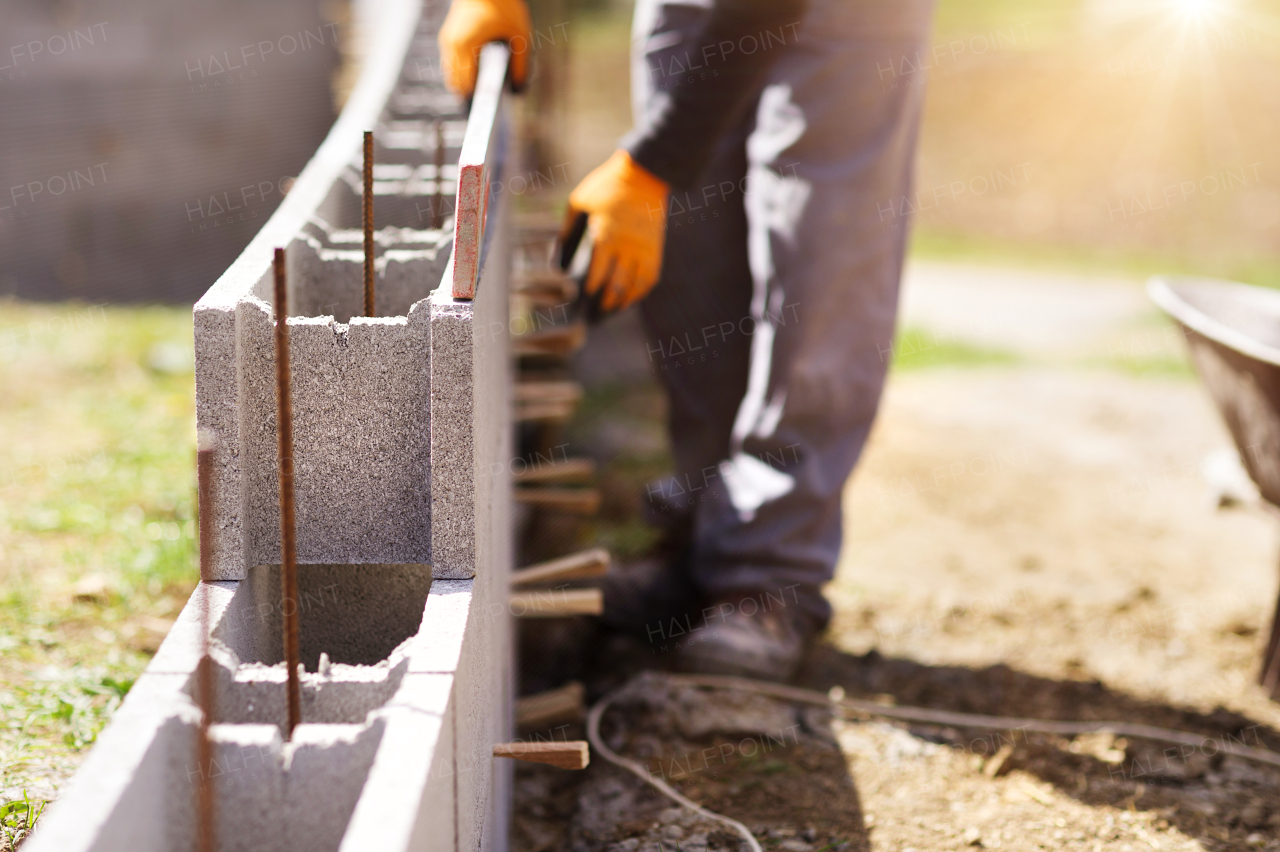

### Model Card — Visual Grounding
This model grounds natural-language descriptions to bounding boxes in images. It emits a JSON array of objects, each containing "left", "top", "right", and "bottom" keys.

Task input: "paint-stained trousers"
[{"left": 632, "top": 0, "right": 935, "bottom": 626}]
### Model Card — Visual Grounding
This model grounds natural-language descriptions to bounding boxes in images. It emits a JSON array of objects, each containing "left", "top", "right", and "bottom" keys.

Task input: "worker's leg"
[
  {"left": 632, "top": 0, "right": 755, "bottom": 524},
  {"left": 598, "top": 0, "right": 758, "bottom": 636},
  {"left": 686, "top": 0, "right": 937, "bottom": 629}
]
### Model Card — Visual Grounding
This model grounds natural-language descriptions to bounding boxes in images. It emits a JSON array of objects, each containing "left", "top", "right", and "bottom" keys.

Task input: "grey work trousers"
[{"left": 632, "top": 0, "right": 935, "bottom": 626}]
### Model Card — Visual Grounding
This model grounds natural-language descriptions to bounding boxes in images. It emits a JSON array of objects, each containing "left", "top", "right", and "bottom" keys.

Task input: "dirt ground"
[{"left": 512, "top": 262, "right": 1280, "bottom": 852}]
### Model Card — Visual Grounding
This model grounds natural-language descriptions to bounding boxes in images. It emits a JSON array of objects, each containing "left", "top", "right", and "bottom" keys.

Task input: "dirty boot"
[
  {"left": 599, "top": 552, "right": 701, "bottom": 638},
  {"left": 676, "top": 591, "right": 817, "bottom": 682}
]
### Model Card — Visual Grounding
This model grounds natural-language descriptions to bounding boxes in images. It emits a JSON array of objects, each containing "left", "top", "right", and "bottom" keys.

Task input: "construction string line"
[
  {"left": 586, "top": 673, "right": 1280, "bottom": 851},
  {"left": 586, "top": 687, "right": 764, "bottom": 852}
]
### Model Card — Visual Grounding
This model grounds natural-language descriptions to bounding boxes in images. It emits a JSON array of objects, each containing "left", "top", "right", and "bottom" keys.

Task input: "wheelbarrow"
[{"left": 1149, "top": 276, "right": 1280, "bottom": 700}]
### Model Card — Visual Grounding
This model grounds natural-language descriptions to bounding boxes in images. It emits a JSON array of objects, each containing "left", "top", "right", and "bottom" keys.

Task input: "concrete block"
[
  {"left": 428, "top": 167, "right": 513, "bottom": 581},
  {"left": 288, "top": 222, "right": 453, "bottom": 323},
  {"left": 206, "top": 725, "right": 286, "bottom": 852},
  {"left": 214, "top": 563, "right": 432, "bottom": 669},
  {"left": 30, "top": 563, "right": 510, "bottom": 852},
  {"left": 32, "top": 4, "right": 516, "bottom": 849},
  {"left": 192, "top": 0, "right": 433, "bottom": 580},
  {"left": 343, "top": 701, "right": 453, "bottom": 852},
  {"left": 219, "top": 294, "right": 433, "bottom": 577}
]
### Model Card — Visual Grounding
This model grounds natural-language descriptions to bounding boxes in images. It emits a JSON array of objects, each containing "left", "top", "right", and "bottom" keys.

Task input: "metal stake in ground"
[
  {"left": 195, "top": 437, "right": 217, "bottom": 852},
  {"left": 363, "top": 130, "right": 375, "bottom": 317},
  {"left": 273, "top": 247, "right": 303, "bottom": 737},
  {"left": 432, "top": 118, "right": 445, "bottom": 229}
]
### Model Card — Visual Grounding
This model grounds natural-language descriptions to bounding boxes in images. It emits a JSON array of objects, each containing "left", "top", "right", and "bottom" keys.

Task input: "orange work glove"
[
  {"left": 438, "top": 0, "right": 532, "bottom": 96},
  {"left": 564, "top": 150, "right": 670, "bottom": 313}
]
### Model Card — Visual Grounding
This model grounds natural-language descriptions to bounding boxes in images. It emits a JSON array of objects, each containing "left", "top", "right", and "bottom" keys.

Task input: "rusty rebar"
[
  {"left": 432, "top": 118, "right": 445, "bottom": 229},
  {"left": 273, "top": 247, "right": 303, "bottom": 738},
  {"left": 363, "top": 130, "right": 375, "bottom": 317},
  {"left": 195, "top": 440, "right": 217, "bottom": 852}
]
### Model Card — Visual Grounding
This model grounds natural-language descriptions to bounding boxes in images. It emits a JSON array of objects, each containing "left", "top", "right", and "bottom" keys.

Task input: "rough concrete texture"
[
  {"left": 30, "top": 561, "right": 511, "bottom": 851},
  {"left": 217, "top": 562, "right": 433, "bottom": 668},
  {"left": 289, "top": 221, "right": 453, "bottom": 322},
  {"left": 191, "top": 0, "right": 462, "bottom": 580},
  {"left": 429, "top": 177, "right": 513, "bottom": 580},
  {"left": 30, "top": 2, "right": 515, "bottom": 848},
  {"left": 232, "top": 297, "right": 433, "bottom": 574}
]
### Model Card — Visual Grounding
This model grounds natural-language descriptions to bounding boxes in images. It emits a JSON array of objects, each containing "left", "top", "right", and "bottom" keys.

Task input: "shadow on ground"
[{"left": 515, "top": 625, "right": 1280, "bottom": 852}]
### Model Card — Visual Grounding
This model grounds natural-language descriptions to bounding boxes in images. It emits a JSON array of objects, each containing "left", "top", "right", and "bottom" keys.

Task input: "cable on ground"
[{"left": 586, "top": 672, "right": 1280, "bottom": 851}]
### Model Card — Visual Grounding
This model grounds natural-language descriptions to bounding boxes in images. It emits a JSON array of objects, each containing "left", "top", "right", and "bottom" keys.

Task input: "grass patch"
[
  {"left": 0, "top": 790, "right": 45, "bottom": 850},
  {"left": 889, "top": 326, "right": 1022, "bottom": 372},
  {"left": 0, "top": 299, "right": 197, "bottom": 822},
  {"left": 910, "top": 227, "right": 1280, "bottom": 291}
]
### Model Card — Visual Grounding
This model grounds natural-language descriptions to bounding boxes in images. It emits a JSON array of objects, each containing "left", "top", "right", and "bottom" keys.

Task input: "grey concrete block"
[
  {"left": 31, "top": 563, "right": 509, "bottom": 852},
  {"left": 215, "top": 563, "right": 432, "bottom": 669},
  {"left": 283, "top": 722, "right": 386, "bottom": 852},
  {"left": 225, "top": 297, "right": 434, "bottom": 577},
  {"left": 191, "top": 0, "right": 437, "bottom": 581},
  {"left": 34, "top": 4, "right": 516, "bottom": 850},
  {"left": 289, "top": 222, "right": 453, "bottom": 322},
  {"left": 207, "top": 725, "right": 286, "bottom": 852},
  {"left": 427, "top": 158, "right": 513, "bottom": 582},
  {"left": 343, "top": 700, "right": 453, "bottom": 852}
]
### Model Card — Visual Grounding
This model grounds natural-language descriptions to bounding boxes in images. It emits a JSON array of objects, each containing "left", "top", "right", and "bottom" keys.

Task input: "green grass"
[
  {"left": 910, "top": 227, "right": 1280, "bottom": 291},
  {"left": 0, "top": 300, "right": 198, "bottom": 832},
  {"left": 0, "top": 790, "right": 44, "bottom": 850},
  {"left": 888, "top": 326, "right": 1022, "bottom": 372}
]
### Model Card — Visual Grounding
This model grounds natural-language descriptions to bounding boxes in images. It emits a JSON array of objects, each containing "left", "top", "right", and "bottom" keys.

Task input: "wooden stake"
[
  {"left": 514, "top": 379, "right": 584, "bottom": 423},
  {"left": 514, "top": 487, "right": 601, "bottom": 516},
  {"left": 511, "top": 548, "right": 609, "bottom": 586},
  {"left": 513, "top": 321, "right": 587, "bottom": 357},
  {"left": 363, "top": 130, "right": 375, "bottom": 317},
  {"left": 512, "top": 458, "right": 596, "bottom": 486},
  {"left": 515, "top": 400, "right": 579, "bottom": 423},
  {"left": 511, "top": 269, "right": 578, "bottom": 305},
  {"left": 273, "top": 248, "right": 302, "bottom": 738},
  {"left": 493, "top": 740, "right": 589, "bottom": 769},
  {"left": 515, "top": 681, "right": 586, "bottom": 729},
  {"left": 515, "top": 379, "right": 583, "bottom": 405},
  {"left": 509, "top": 588, "right": 602, "bottom": 618}
]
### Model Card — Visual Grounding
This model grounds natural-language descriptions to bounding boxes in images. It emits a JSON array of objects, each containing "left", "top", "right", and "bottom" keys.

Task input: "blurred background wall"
[{"left": 0, "top": 0, "right": 344, "bottom": 304}]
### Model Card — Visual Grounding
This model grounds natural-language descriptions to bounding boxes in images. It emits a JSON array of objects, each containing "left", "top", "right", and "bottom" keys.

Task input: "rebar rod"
[
  {"left": 195, "top": 440, "right": 217, "bottom": 852},
  {"left": 432, "top": 118, "right": 445, "bottom": 229},
  {"left": 273, "top": 247, "right": 303, "bottom": 738},
  {"left": 363, "top": 131, "right": 375, "bottom": 317}
]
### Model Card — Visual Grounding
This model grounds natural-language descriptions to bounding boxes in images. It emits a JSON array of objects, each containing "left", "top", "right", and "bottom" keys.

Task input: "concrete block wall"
[
  {"left": 29, "top": 559, "right": 510, "bottom": 851},
  {"left": 27, "top": 0, "right": 515, "bottom": 848}
]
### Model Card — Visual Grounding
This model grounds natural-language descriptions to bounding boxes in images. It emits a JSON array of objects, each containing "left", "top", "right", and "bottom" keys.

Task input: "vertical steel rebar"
[
  {"left": 195, "top": 440, "right": 217, "bottom": 852},
  {"left": 273, "top": 248, "right": 303, "bottom": 738},
  {"left": 363, "top": 131, "right": 375, "bottom": 317},
  {"left": 432, "top": 118, "right": 445, "bottom": 229}
]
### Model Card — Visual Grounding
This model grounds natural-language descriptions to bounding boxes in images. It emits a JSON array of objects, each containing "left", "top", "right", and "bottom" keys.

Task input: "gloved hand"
[
  {"left": 564, "top": 150, "right": 670, "bottom": 313},
  {"left": 438, "top": 0, "right": 532, "bottom": 96}
]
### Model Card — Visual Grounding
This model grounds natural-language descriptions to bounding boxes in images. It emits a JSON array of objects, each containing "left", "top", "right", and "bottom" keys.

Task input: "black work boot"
[
  {"left": 597, "top": 477, "right": 702, "bottom": 636},
  {"left": 599, "top": 552, "right": 701, "bottom": 637},
  {"left": 676, "top": 590, "right": 818, "bottom": 682}
]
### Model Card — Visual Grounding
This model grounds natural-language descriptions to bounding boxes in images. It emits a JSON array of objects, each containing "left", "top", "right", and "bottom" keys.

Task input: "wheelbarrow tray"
[{"left": 1149, "top": 276, "right": 1280, "bottom": 698}]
